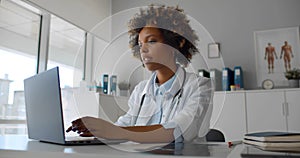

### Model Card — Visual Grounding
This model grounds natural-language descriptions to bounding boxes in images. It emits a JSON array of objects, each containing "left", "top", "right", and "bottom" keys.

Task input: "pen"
[{"left": 227, "top": 140, "right": 242, "bottom": 147}]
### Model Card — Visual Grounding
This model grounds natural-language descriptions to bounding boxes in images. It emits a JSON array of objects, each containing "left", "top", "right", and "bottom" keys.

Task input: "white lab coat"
[{"left": 115, "top": 66, "right": 213, "bottom": 142}]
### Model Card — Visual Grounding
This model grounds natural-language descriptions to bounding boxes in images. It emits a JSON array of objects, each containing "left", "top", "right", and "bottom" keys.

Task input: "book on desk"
[
  {"left": 243, "top": 131, "right": 300, "bottom": 152},
  {"left": 244, "top": 131, "right": 300, "bottom": 142},
  {"left": 241, "top": 145, "right": 300, "bottom": 158}
]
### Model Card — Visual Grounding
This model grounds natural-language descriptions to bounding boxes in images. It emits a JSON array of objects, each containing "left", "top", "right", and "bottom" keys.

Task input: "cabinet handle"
[
  {"left": 286, "top": 102, "right": 289, "bottom": 116},
  {"left": 282, "top": 103, "right": 286, "bottom": 116}
]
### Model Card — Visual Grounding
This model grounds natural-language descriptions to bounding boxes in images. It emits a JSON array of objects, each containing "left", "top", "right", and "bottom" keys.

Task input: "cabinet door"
[
  {"left": 211, "top": 92, "right": 246, "bottom": 141},
  {"left": 246, "top": 91, "right": 286, "bottom": 133},
  {"left": 285, "top": 90, "right": 300, "bottom": 132}
]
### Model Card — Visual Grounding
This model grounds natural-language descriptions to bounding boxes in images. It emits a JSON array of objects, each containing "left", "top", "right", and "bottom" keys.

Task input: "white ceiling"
[
  {"left": 0, "top": 0, "right": 85, "bottom": 51},
  {"left": 0, "top": 0, "right": 40, "bottom": 40}
]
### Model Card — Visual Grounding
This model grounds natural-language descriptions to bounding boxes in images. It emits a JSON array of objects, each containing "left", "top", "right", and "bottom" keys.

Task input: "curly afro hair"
[{"left": 128, "top": 4, "right": 199, "bottom": 67}]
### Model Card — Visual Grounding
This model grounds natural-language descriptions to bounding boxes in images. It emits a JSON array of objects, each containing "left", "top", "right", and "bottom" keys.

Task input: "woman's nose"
[{"left": 140, "top": 43, "right": 149, "bottom": 53}]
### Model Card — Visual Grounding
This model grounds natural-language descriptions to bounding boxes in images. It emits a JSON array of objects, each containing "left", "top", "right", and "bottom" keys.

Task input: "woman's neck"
[{"left": 156, "top": 64, "right": 177, "bottom": 85}]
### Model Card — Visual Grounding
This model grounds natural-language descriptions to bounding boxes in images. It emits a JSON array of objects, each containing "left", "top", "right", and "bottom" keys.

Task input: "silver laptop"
[{"left": 24, "top": 67, "right": 125, "bottom": 145}]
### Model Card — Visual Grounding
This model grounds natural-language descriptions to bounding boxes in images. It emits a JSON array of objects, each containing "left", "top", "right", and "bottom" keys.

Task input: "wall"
[
  {"left": 102, "top": 2, "right": 224, "bottom": 91},
  {"left": 23, "top": 0, "right": 300, "bottom": 89},
  {"left": 111, "top": 0, "right": 300, "bottom": 89}
]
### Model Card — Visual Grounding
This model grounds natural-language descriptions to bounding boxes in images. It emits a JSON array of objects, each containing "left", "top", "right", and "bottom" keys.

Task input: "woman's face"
[{"left": 138, "top": 27, "right": 176, "bottom": 71}]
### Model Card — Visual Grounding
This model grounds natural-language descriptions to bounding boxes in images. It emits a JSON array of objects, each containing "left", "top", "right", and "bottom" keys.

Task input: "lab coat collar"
[
  {"left": 141, "top": 72, "right": 156, "bottom": 99},
  {"left": 141, "top": 65, "right": 185, "bottom": 99},
  {"left": 168, "top": 65, "right": 185, "bottom": 97}
]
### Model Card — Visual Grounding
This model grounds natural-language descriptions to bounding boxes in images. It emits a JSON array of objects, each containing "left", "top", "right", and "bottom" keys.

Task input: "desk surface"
[{"left": 0, "top": 135, "right": 244, "bottom": 158}]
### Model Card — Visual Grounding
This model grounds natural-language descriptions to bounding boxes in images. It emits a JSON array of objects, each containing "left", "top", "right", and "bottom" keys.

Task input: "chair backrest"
[{"left": 206, "top": 129, "right": 225, "bottom": 142}]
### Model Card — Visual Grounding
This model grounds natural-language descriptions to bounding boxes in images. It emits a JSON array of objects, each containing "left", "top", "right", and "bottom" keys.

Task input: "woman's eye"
[
  {"left": 138, "top": 40, "right": 157, "bottom": 49},
  {"left": 148, "top": 40, "right": 157, "bottom": 44}
]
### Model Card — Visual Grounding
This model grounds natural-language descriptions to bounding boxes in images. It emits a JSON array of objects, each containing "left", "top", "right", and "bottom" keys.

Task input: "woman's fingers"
[
  {"left": 66, "top": 126, "right": 73, "bottom": 132},
  {"left": 66, "top": 118, "right": 86, "bottom": 133},
  {"left": 66, "top": 117, "right": 108, "bottom": 138},
  {"left": 79, "top": 130, "right": 94, "bottom": 137}
]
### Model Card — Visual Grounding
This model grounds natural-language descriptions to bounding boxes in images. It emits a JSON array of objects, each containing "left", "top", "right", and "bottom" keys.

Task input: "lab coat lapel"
[
  {"left": 136, "top": 72, "right": 157, "bottom": 125},
  {"left": 135, "top": 95, "right": 157, "bottom": 125}
]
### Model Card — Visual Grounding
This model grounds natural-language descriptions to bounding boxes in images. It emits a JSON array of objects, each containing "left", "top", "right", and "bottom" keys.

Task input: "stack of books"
[{"left": 243, "top": 131, "right": 300, "bottom": 152}]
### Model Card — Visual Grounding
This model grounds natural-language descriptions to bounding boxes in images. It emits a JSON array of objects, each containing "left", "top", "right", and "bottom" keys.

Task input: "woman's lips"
[{"left": 142, "top": 57, "right": 153, "bottom": 63}]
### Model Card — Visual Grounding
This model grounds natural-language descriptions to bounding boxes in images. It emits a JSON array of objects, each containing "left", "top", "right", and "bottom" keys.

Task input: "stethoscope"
[{"left": 134, "top": 67, "right": 187, "bottom": 125}]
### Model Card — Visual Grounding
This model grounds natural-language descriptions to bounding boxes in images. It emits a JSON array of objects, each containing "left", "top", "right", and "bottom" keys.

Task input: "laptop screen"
[{"left": 24, "top": 67, "right": 66, "bottom": 144}]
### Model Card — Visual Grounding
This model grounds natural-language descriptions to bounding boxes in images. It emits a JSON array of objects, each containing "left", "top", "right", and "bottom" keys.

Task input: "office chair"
[{"left": 206, "top": 129, "right": 225, "bottom": 142}]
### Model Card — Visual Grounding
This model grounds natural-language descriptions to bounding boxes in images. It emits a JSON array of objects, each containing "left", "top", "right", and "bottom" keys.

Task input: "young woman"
[{"left": 67, "top": 5, "right": 213, "bottom": 143}]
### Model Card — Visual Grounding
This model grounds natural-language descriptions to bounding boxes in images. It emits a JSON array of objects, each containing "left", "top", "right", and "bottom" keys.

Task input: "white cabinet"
[
  {"left": 98, "top": 89, "right": 300, "bottom": 141},
  {"left": 246, "top": 88, "right": 300, "bottom": 133},
  {"left": 211, "top": 91, "right": 247, "bottom": 141},
  {"left": 246, "top": 90, "right": 287, "bottom": 133},
  {"left": 284, "top": 89, "right": 300, "bottom": 132},
  {"left": 211, "top": 88, "right": 300, "bottom": 141}
]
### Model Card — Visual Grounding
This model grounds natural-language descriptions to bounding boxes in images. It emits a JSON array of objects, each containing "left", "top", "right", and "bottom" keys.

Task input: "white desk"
[{"left": 0, "top": 135, "right": 244, "bottom": 158}]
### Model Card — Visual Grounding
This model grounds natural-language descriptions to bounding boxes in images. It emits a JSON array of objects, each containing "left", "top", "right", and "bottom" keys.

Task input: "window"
[
  {"left": 48, "top": 15, "right": 86, "bottom": 88},
  {"left": 0, "top": 0, "right": 87, "bottom": 135},
  {"left": 47, "top": 15, "right": 86, "bottom": 127},
  {"left": 0, "top": 0, "right": 40, "bottom": 135}
]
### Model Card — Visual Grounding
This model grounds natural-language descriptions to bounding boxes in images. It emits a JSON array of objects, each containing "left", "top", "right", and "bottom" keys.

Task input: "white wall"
[
  {"left": 23, "top": 0, "right": 300, "bottom": 89},
  {"left": 111, "top": 0, "right": 300, "bottom": 89},
  {"left": 105, "top": 3, "right": 225, "bottom": 90},
  {"left": 91, "top": 34, "right": 151, "bottom": 93}
]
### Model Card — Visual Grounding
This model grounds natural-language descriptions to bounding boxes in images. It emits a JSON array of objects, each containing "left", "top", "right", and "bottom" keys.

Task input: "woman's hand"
[
  {"left": 66, "top": 116, "right": 174, "bottom": 143},
  {"left": 66, "top": 116, "right": 127, "bottom": 139},
  {"left": 66, "top": 116, "right": 95, "bottom": 137}
]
